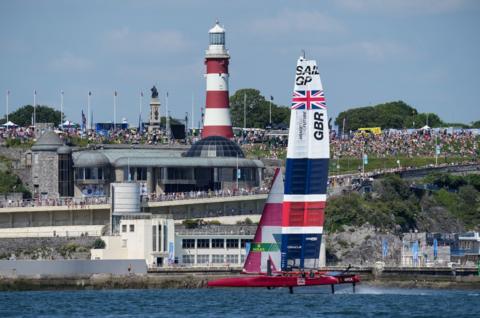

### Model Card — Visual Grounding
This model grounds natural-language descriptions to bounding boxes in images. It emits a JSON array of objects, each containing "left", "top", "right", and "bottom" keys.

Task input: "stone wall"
[
  {"left": 32, "top": 151, "right": 59, "bottom": 198},
  {"left": 0, "top": 237, "right": 98, "bottom": 260}
]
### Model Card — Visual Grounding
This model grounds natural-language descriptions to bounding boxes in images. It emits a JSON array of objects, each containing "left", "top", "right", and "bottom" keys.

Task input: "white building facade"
[
  {"left": 174, "top": 225, "right": 255, "bottom": 267},
  {"left": 91, "top": 215, "right": 175, "bottom": 267}
]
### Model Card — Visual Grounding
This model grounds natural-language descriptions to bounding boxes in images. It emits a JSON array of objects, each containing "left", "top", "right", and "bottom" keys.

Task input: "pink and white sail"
[{"left": 243, "top": 168, "right": 283, "bottom": 274}]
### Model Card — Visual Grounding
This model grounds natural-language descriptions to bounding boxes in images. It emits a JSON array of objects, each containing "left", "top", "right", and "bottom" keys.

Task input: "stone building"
[{"left": 31, "top": 131, "right": 73, "bottom": 199}]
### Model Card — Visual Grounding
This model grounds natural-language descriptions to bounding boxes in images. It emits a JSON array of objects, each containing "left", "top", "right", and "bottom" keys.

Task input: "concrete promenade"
[
  {"left": 0, "top": 194, "right": 267, "bottom": 231},
  {"left": 0, "top": 266, "right": 478, "bottom": 291}
]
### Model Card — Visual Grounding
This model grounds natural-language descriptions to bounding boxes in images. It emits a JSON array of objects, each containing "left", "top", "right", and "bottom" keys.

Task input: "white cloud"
[
  {"left": 336, "top": 0, "right": 471, "bottom": 14},
  {"left": 104, "top": 27, "right": 190, "bottom": 54},
  {"left": 49, "top": 53, "right": 93, "bottom": 72},
  {"left": 249, "top": 9, "right": 345, "bottom": 36},
  {"left": 313, "top": 40, "right": 413, "bottom": 62}
]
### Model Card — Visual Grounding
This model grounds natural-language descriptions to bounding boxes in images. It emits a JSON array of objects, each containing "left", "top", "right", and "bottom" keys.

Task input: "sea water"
[{"left": 0, "top": 286, "right": 478, "bottom": 317}]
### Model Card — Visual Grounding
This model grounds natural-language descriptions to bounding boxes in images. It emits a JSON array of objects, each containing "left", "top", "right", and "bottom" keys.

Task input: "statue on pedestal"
[{"left": 151, "top": 86, "right": 159, "bottom": 99}]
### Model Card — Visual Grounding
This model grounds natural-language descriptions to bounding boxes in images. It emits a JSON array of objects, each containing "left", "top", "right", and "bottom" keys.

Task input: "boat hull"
[{"left": 207, "top": 274, "right": 359, "bottom": 288}]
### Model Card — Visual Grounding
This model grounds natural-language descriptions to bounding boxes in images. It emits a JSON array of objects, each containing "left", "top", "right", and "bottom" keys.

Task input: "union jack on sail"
[{"left": 291, "top": 90, "right": 326, "bottom": 110}]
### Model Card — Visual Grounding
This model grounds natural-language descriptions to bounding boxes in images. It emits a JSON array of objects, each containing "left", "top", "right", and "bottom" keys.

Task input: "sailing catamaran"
[{"left": 208, "top": 56, "right": 360, "bottom": 293}]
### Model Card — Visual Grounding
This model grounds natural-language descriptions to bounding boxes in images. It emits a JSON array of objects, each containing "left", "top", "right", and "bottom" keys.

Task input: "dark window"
[
  {"left": 241, "top": 239, "right": 251, "bottom": 248},
  {"left": 226, "top": 239, "right": 239, "bottom": 248},
  {"left": 152, "top": 225, "right": 157, "bottom": 251},
  {"left": 212, "top": 239, "right": 224, "bottom": 248},
  {"left": 197, "top": 239, "right": 210, "bottom": 249},
  {"left": 85, "top": 168, "right": 92, "bottom": 179},
  {"left": 122, "top": 224, "right": 127, "bottom": 233},
  {"left": 58, "top": 154, "right": 73, "bottom": 196},
  {"left": 129, "top": 224, "right": 135, "bottom": 232},
  {"left": 182, "top": 239, "right": 195, "bottom": 249}
]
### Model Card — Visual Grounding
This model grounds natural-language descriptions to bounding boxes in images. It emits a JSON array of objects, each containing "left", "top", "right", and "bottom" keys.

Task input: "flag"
[
  {"left": 7, "top": 90, "right": 10, "bottom": 96},
  {"left": 291, "top": 90, "right": 326, "bottom": 110},
  {"left": 81, "top": 110, "right": 86, "bottom": 130},
  {"left": 382, "top": 239, "right": 388, "bottom": 258},
  {"left": 270, "top": 95, "right": 274, "bottom": 101},
  {"left": 88, "top": 91, "right": 91, "bottom": 96},
  {"left": 433, "top": 239, "right": 438, "bottom": 260},
  {"left": 412, "top": 241, "right": 419, "bottom": 265},
  {"left": 140, "top": 91, "right": 143, "bottom": 97}
]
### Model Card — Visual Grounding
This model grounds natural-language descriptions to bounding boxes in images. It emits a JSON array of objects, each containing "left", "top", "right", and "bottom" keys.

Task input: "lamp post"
[{"left": 6, "top": 90, "right": 10, "bottom": 123}]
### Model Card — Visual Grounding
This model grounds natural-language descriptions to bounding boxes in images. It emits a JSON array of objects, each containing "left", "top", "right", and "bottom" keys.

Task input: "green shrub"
[{"left": 92, "top": 238, "right": 106, "bottom": 249}]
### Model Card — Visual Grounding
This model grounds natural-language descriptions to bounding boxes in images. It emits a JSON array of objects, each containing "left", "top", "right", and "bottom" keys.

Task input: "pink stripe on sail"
[{"left": 243, "top": 168, "right": 283, "bottom": 274}]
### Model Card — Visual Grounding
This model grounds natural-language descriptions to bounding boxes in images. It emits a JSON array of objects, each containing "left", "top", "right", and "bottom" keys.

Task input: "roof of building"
[
  {"left": 175, "top": 224, "right": 257, "bottom": 236},
  {"left": 185, "top": 136, "right": 245, "bottom": 158},
  {"left": 73, "top": 151, "right": 110, "bottom": 167},
  {"left": 72, "top": 146, "right": 262, "bottom": 169},
  {"left": 209, "top": 21, "right": 225, "bottom": 33},
  {"left": 57, "top": 145, "right": 72, "bottom": 154},
  {"left": 31, "top": 131, "right": 63, "bottom": 151}
]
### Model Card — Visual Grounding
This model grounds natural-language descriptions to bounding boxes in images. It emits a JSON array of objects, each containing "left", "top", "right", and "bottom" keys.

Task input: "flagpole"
[
  {"left": 166, "top": 92, "right": 170, "bottom": 139},
  {"left": 33, "top": 90, "right": 36, "bottom": 130},
  {"left": 114, "top": 91, "right": 117, "bottom": 131},
  {"left": 269, "top": 96, "right": 273, "bottom": 126},
  {"left": 191, "top": 93, "right": 194, "bottom": 131},
  {"left": 87, "top": 91, "right": 91, "bottom": 130},
  {"left": 6, "top": 90, "right": 9, "bottom": 123},
  {"left": 60, "top": 90, "right": 64, "bottom": 128},
  {"left": 243, "top": 92, "right": 246, "bottom": 129},
  {"left": 140, "top": 91, "right": 143, "bottom": 132}
]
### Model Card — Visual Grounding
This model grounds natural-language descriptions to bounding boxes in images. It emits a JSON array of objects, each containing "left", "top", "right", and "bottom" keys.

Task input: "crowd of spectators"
[
  {"left": 1, "top": 125, "right": 477, "bottom": 161},
  {"left": 0, "top": 187, "right": 269, "bottom": 209},
  {"left": 331, "top": 129, "right": 478, "bottom": 159}
]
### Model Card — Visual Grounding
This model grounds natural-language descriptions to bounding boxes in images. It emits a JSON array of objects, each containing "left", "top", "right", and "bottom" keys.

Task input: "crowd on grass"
[{"left": 0, "top": 125, "right": 478, "bottom": 161}]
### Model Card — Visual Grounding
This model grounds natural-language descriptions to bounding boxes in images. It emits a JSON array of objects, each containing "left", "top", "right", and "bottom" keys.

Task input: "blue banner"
[
  {"left": 382, "top": 239, "right": 388, "bottom": 258},
  {"left": 412, "top": 241, "right": 419, "bottom": 265},
  {"left": 433, "top": 239, "right": 438, "bottom": 259}
]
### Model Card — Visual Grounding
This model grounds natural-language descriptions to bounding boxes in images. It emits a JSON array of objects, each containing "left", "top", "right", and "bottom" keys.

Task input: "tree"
[
  {"left": 230, "top": 89, "right": 289, "bottom": 128},
  {"left": 335, "top": 100, "right": 447, "bottom": 131},
  {"left": 1, "top": 105, "right": 63, "bottom": 127},
  {"left": 0, "top": 170, "right": 31, "bottom": 198},
  {"left": 471, "top": 120, "right": 480, "bottom": 128}
]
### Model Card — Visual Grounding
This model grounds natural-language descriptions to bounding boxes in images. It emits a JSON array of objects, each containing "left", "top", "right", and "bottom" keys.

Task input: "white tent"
[
  {"left": 61, "top": 120, "right": 77, "bottom": 128},
  {"left": 3, "top": 121, "right": 18, "bottom": 128},
  {"left": 420, "top": 125, "right": 431, "bottom": 130}
]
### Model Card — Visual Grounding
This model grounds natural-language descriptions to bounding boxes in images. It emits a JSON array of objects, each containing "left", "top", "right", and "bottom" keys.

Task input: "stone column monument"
[{"left": 148, "top": 86, "right": 161, "bottom": 133}]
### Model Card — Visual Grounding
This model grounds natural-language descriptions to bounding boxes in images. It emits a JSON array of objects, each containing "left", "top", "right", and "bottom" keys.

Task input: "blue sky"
[{"left": 0, "top": 0, "right": 479, "bottom": 127}]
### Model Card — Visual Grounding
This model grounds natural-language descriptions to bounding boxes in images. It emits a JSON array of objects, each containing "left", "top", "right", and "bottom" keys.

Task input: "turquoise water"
[{"left": 0, "top": 286, "right": 478, "bottom": 317}]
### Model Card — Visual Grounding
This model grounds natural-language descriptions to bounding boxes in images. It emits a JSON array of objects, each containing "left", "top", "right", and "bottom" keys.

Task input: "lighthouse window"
[{"left": 209, "top": 33, "right": 225, "bottom": 45}]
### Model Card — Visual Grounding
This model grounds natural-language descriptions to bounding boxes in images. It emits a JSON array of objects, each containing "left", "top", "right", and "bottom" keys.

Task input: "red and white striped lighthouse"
[{"left": 201, "top": 21, "right": 234, "bottom": 139}]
